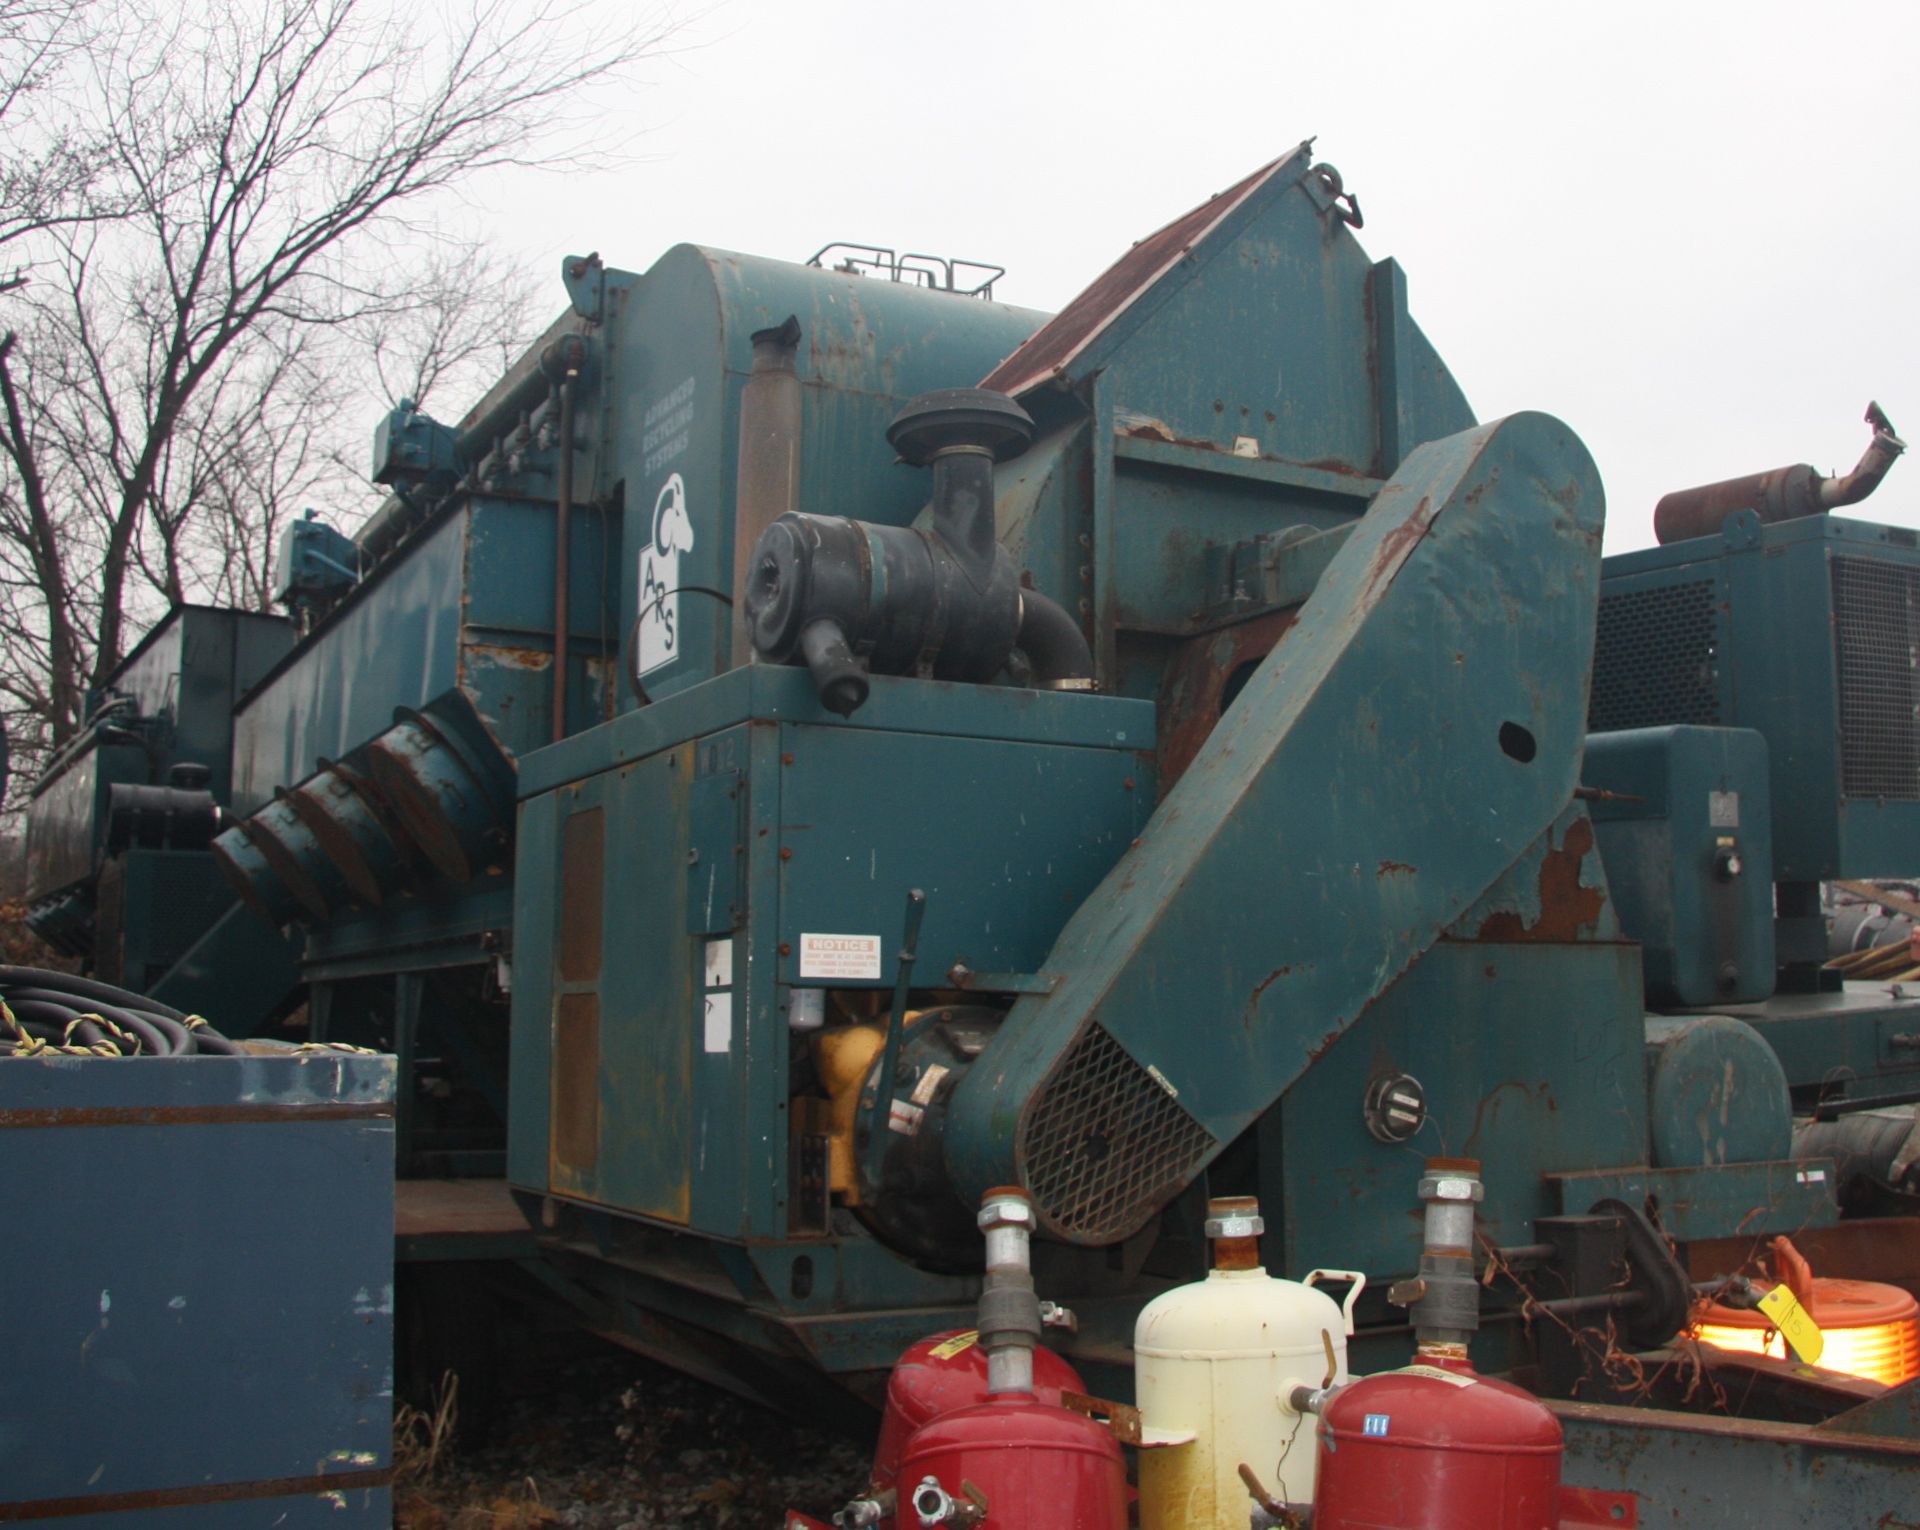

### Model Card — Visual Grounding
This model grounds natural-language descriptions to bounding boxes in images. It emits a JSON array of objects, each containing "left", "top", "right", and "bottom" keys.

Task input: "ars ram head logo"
[
  {"left": 637, "top": 473, "right": 693, "bottom": 679},
  {"left": 653, "top": 474, "right": 694, "bottom": 556}
]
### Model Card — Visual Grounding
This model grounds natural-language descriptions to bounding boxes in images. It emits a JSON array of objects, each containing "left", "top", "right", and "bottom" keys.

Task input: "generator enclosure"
[
  {"left": 1591, "top": 512, "right": 1920, "bottom": 883},
  {"left": 509, "top": 665, "right": 1151, "bottom": 1260}
]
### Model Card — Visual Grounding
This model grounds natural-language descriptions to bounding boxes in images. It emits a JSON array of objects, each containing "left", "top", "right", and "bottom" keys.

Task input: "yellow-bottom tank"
[{"left": 1134, "top": 1198, "right": 1357, "bottom": 1528}]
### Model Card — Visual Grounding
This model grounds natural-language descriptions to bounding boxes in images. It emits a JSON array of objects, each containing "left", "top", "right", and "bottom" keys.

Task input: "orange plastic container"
[{"left": 1692, "top": 1277, "right": 1920, "bottom": 1386}]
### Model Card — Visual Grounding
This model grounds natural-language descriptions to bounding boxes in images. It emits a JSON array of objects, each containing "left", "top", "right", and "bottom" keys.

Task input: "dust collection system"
[{"left": 13, "top": 141, "right": 1920, "bottom": 1526}]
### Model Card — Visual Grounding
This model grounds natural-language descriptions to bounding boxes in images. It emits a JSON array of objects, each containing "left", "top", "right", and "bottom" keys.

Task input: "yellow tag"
[
  {"left": 1756, "top": 1285, "right": 1825, "bottom": 1365},
  {"left": 929, "top": 1331, "right": 979, "bottom": 1360},
  {"left": 1394, "top": 1363, "right": 1477, "bottom": 1388}
]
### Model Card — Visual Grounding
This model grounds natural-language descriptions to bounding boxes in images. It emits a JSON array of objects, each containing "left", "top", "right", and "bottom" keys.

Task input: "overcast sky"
[{"left": 468, "top": 0, "right": 1917, "bottom": 553}]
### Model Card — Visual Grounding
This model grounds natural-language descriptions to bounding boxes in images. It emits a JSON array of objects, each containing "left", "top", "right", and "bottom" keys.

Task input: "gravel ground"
[{"left": 394, "top": 1348, "right": 871, "bottom": 1529}]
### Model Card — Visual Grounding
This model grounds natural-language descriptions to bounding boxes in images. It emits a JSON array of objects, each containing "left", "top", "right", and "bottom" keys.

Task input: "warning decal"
[{"left": 798, "top": 932, "right": 882, "bottom": 981}]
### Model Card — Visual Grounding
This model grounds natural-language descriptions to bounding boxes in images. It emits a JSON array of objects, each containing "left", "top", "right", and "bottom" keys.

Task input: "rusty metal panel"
[
  {"left": 1275, "top": 939, "right": 1648, "bottom": 1284},
  {"left": 552, "top": 990, "right": 601, "bottom": 1181},
  {"left": 558, "top": 806, "right": 605, "bottom": 983},
  {"left": 982, "top": 151, "right": 1308, "bottom": 398},
  {"left": 1546, "top": 1160, "right": 1837, "bottom": 1241},
  {"left": 1554, "top": 1397, "right": 1920, "bottom": 1526},
  {"left": 1688, "top": 1215, "right": 1920, "bottom": 1301}
]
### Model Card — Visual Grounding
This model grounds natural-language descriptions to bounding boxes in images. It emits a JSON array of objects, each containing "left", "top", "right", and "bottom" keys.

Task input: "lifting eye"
[{"left": 1498, "top": 722, "right": 1537, "bottom": 764}]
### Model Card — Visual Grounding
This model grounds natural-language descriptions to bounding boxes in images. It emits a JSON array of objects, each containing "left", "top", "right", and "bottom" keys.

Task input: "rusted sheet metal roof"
[{"left": 980, "top": 146, "right": 1311, "bottom": 398}]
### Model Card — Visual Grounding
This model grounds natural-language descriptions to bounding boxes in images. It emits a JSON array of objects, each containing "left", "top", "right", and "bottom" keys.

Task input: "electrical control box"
[{"left": 1584, "top": 725, "right": 1774, "bottom": 1007}]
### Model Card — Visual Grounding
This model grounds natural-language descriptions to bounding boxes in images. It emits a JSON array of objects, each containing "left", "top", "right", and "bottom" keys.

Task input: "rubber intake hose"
[
  {"left": 1795, "top": 1108, "right": 1920, "bottom": 1198},
  {"left": 799, "top": 617, "right": 868, "bottom": 717},
  {"left": 1015, "top": 590, "right": 1094, "bottom": 685}
]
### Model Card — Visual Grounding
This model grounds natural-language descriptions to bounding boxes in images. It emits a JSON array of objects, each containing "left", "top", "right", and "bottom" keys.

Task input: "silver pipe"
[{"left": 976, "top": 1187, "right": 1041, "bottom": 1396}]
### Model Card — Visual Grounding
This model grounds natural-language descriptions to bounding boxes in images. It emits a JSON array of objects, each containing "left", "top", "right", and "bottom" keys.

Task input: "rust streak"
[
  {"left": 0, "top": 1103, "right": 392, "bottom": 1129},
  {"left": 468, "top": 642, "right": 555, "bottom": 671},
  {"left": 0, "top": 1468, "right": 392, "bottom": 1520},
  {"left": 1476, "top": 816, "right": 1606, "bottom": 942},
  {"left": 1249, "top": 965, "right": 1293, "bottom": 1004},
  {"left": 1298, "top": 457, "right": 1371, "bottom": 479},
  {"left": 1363, "top": 494, "right": 1436, "bottom": 601},
  {"left": 1156, "top": 606, "right": 1299, "bottom": 790}
]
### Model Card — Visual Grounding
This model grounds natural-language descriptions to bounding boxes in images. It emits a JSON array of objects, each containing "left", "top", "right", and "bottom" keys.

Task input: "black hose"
[
  {"left": 5, "top": 990, "right": 175, "bottom": 1053},
  {"left": 0, "top": 965, "right": 189, "bottom": 1019},
  {"left": 0, "top": 966, "right": 233, "bottom": 1057},
  {"left": 1015, "top": 590, "right": 1095, "bottom": 684}
]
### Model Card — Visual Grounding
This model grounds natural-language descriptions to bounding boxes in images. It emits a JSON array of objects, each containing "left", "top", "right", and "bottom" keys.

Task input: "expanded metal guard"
[
  {"left": 1019, "top": 1023, "right": 1216, "bottom": 1243},
  {"left": 1833, "top": 556, "right": 1920, "bottom": 801},
  {"left": 1589, "top": 578, "right": 1721, "bottom": 733}
]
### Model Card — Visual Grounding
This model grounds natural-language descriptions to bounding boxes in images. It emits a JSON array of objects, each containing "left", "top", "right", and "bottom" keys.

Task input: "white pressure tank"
[{"left": 1134, "top": 1196, "right": 1362, "bottom": 1528}]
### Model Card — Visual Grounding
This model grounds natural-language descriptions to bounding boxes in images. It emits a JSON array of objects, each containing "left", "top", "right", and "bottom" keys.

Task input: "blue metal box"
[{"left": 0, "top": 1049, "right": 395, "bottom": 1526}]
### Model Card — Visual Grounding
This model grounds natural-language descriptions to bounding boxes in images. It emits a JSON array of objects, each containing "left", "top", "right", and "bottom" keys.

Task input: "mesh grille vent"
[
  {"left": 1833, "top": 556, "right": 1920, "bottom": 801},
  {"left": 1589, "top": 579, "right": 1720, "bottom": 732},
  {"left": 1020, "top": 1024, "right": 1216, "bottom": 1243}
]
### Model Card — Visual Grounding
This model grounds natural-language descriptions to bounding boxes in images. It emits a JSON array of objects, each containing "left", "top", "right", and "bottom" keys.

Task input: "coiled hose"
[{"left": 0, "top": 966, "right": 237, "bottom": 1057}]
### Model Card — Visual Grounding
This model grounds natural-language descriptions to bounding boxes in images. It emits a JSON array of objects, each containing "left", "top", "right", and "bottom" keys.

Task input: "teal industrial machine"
[
  {"left": 22, "top": 143, "right": 1920, "bottom": 1516},
  {"left": 1583, "top": 412, "right": 1920, "bottom": 1222},
  {"left": 499, "top": 144, "right": 1918, "bottom": 1424},
  {"left": 22, "top": 238, "right": 1043, "bottom": 1190},
  {"left": 23, "top": 606, "right": 295, "bottom": 998}
]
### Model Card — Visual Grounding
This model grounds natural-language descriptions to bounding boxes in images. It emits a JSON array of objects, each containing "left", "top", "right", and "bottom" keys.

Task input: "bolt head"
[
  {"left": 978, "top": 1195, "right": 1034, "bottom": 1231},
  {"left": 1418, "top": 1174, "right": 1484, "bottom": 1203}
]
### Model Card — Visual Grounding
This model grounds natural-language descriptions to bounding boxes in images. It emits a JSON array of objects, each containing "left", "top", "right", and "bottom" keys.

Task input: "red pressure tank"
[
  {"left": 869, "top": 1329, "right": 1087, "bottom": 1508},
  {"left": 1313, "top": 1361, "right": 1563, "bottom": 1530},
  {"left": 890, "top": 1188, "right": 1127, "bottom": 1529},
  {"left": 896, "top": 1391, "right": 1127, "bottom": 1530}
]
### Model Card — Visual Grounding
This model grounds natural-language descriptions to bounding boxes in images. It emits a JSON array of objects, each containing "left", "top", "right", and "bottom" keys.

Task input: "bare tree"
[
  {"left": 353, "top": 244, "right": 539, "bottom": 417},
  {"left": 0, "top": 0, "right": 102, "bottom": 278},
  {"left": 163, "top": 247, "right": 541, "bottom": 620},
  {"left": 0, "top": 0, "right": 675, "bottom": 765}
]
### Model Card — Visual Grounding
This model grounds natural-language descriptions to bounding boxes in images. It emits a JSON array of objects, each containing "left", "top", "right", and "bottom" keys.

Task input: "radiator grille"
[
  {"left": 1833, "top": 556, "right": 1920, "bottom": 800},
  {"left": 1589, "top": 579, "right": 1720, "bottom": 731},
  {"left": 1020, "top": 1024, "right": 1216, "bottom": 1243}
]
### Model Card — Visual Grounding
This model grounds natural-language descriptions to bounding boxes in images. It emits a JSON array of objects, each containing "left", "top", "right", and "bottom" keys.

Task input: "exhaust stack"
[{"left": 1653, "top": 402, "right": 1906, "bottom": 545}]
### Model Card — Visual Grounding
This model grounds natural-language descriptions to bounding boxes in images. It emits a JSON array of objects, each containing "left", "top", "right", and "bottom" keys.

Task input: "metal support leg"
[
  {"left": 394, "top": 972, "right": 423, "bottom": 1176},
  {"left": 308, "top": 981, "right": 333, "bottom": 1044}
]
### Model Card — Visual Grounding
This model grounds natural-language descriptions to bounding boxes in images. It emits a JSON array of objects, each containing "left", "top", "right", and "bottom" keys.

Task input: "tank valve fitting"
[
  {"left": 1203, "top": 1194, "right": 1265, "bottom": 1271},
  {"left": 1389, "top": 1157, "right": 1485, "bottom": 1354},
  {"left": 1239, "top": 1463, "right": 1306, "bottom": 1530},
  {"left": 911, "top": 1476, "right": 987, "bottom": 1528},
  {"left": 977, "top": 1187, "right": 1042, "bottom": 1395},
  {"left": 832, "top": 1490, "right": 892, "bottom": 1529}
]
